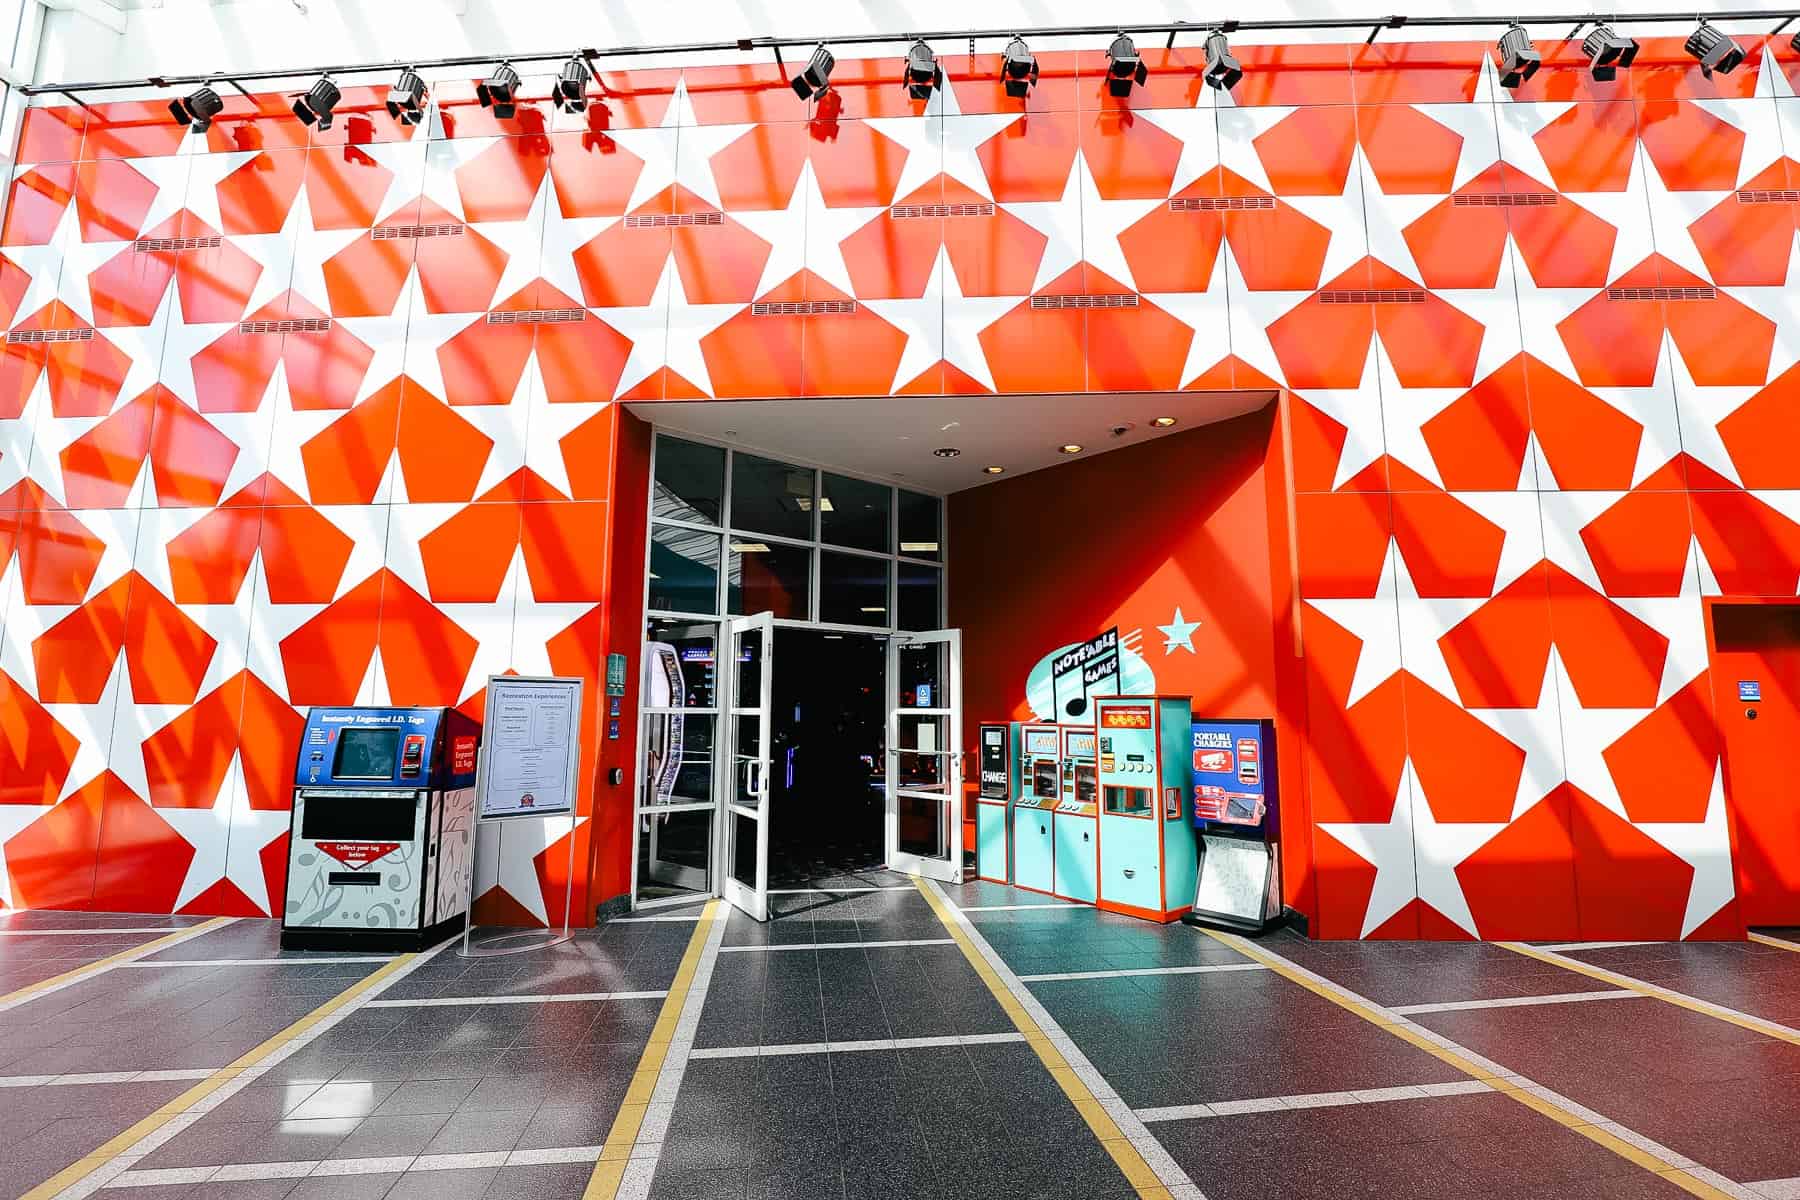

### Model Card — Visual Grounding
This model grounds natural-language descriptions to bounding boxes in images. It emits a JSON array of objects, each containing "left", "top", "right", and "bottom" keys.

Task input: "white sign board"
[
  {"left": 477, "top": 675, "right": 583, "bottom": 821},
  {"left": 1193, "top": 834, "right": 1274, "bottom": 925}
]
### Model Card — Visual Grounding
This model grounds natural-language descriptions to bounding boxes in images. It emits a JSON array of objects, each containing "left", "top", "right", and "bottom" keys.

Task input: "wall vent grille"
[
  {"left": 1318, "top": 289, "right": 1426, "bottom": 305},
  {"left": 1738, "top": 189, "right": 1800, "bottom": 205},
  {"left": 891, "top": 202, "right": 995, "bottom": 219},
  {"left": 7, "top": 327, "right": 94, "bottom": 345},
  {"left": 624, "top": 211, "right": 724, "bottom": 228},
  {"left": 1170, "top": 196, "right": 1275, "bottom": 212},
  {"left": 373, "top": 223, "right": 465, "bottom": 240},
  {"left": 1029, "top": 293, "right": 1139, "bottom": 310},
  {"left": 1450, "top": 192, "right": 1557, "bottom": 207},
  {"left": 751, "top": 300, "right": 857, "bottom": 316},
  {"left": 487, "top": 308, "right": 586, "bottom": 325},
  {"left": 134, "top": 235, "right": 222, "bottom": 252},
  {"left": 1606, "top": 285, "right": 1716, "bottom": 302},
  {"left": 238, "top": 318, "right": 332, "bottom": 335}
]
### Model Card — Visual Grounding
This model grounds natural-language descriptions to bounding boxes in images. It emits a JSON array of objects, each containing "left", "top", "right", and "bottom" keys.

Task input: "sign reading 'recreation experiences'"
[{"left": 478, "top": 676, "right": 584, "bottom": 820}]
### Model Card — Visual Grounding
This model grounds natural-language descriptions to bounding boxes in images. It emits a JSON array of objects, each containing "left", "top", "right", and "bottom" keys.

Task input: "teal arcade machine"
[
  {"left": 1012, "top": 722, "right": 1061, "bottom": 894},
  {"left": 1053, "top": 724, "right": 1099, "bottom": 903},
  {"left": 1094, "top": 696, "right": 1197, "bottom": 923},
  {"left": 975, "top": 722, "right": 1014, "bottom": 883}
]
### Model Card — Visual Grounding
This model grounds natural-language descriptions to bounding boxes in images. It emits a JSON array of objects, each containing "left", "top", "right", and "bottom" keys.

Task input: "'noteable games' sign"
[{"left": 1051, "top": 627, "right": 1120, "bottom": 718}]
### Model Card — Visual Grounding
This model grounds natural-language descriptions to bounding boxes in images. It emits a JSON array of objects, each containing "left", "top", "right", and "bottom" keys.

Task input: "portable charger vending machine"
[
  {"left": 282, "top": 706, "right": 480, "bottom": 951},
  {"left": 1185, "top": 718, "right": 1284, "bottom": 934},
  {"left": 1053, "top": 724, "right": 1099, "bottom": 903},
  {"left": 975, "top": 723, "right": 1014, "bottom": 883},
  {"left": 1012, "top": 723, "right": 1061, "bottom": 894},
  {"left": 1094, "top": 696, "right": 1196, "bottom": 923}
]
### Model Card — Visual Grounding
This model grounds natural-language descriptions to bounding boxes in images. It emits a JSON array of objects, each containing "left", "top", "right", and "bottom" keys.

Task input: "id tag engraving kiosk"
[
  {"left": 1186, "top": 718, "right": 1284, "bottom": 934},
  {"left": 1053, "top": 725, "right": 1099, "bottom": 903},
  {"left": 283, "top": 706, "right": 480, "bottom": 950},
  {"left": 1094, "top": 696, "right": 1196, "bottom": 923},
  {"left": 1013, "top": 723, "right": 1060, "bottom": 894},
  {"left": 976, "top": 723, "right": 1014, "bottom": 883}
]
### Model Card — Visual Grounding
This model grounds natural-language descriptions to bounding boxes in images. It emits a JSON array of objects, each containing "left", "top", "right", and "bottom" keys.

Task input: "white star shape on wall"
[
  {"left": 1157, "top": 607, "right": 1202, "bottom": 654},
  {"left": 160, "top": 752, "right": 291, "bottom": 915}
]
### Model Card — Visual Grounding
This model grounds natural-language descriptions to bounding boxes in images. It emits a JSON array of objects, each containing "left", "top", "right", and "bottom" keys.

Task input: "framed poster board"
[{"left": 477, "top": 676, "right": 584, "bottom": 821}]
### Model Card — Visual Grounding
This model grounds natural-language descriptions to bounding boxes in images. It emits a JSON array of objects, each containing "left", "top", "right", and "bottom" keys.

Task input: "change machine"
[
  {"left": 1053, "top": 724, "right": 1099, "bottom": 903},
  {"left": 1094, "top": 696, "right": 1197, "bottom": 923},
  {"left": 1012, "top": 723, "right": 1061, "bottom": 894},
  {"left": 1185, "top": 718, "right": 1284, "bottom": 934},
  {"left": 976, "top": 723, "right": 1014, "bottom": 883},
  {"left": 283, "top": 706, "right": 480, "bottom": 951}
]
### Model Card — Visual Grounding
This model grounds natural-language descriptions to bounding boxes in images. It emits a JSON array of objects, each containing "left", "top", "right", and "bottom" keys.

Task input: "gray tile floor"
[{"left": 5, "top": 891, "right": 1800, "bottom": 1199}]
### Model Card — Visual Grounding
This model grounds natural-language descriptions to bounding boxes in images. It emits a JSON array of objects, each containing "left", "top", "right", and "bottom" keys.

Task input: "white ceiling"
[{"left": 629, "top": 390, "right": 1275, "bottom": 495}]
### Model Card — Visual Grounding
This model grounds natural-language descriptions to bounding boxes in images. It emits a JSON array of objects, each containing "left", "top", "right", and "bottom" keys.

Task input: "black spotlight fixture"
[
  {"left": 554, "top": 55, "right": 591, "bottom": 113},
  {"left": 1685, "top": 20, "right": 1744, "bottom": 78},
  {"left": 1105, "top": 32, "right": 1148, "bottom": 98},
  {"left": 477, "top": 61, "right": 522, "bottom": 118},
  {"left": 1203, "top": 30, "right": 1242, "bottom": 91},
  {"left": 790, "top": 43, "right": 835, "bottom": 99},
  {"left": 1495, "top": 24, "right": 1541, "bottom": 89},
  {"left": 1582, "top": 24, "right": 1639, "bottom": 81},
  {"left": 385, "top": 67, "right": 427, "bottom": 125},
  {"left": 168, "top": 84, "right": 223, "bottom": 134},
  {"left": 291, "top": 75, "right": 341, "bottom": 130},
  {"left": 903, "top": 40, "right": 941, "bottom": 100},
  {"left": 1002, "top": 35, "right": 1039, "bottom": 99}
]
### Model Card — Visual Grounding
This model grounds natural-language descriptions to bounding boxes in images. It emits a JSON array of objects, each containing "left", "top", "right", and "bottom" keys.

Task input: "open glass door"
[
  {"left": 886, "top": 629, "right": 963, "bottom": 883},
  {"left": 722, "top": 612, "right": 774, "bottom": 921},
  {"left": 634, "top": 620, "right": 720, "bottom": 906}
]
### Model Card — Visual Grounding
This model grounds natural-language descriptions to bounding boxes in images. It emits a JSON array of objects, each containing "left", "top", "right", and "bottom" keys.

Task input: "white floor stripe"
[
  {"left": 101, "top": 1144, "right": 614, "bottom": 1188},
  {"left": 1389, "top": 989, "right": 1645, "bottom": 1015},
  {"left": 0, "top": 1068, "right": 215, "bottom": 1089},
  {"left": 0, "top": 919, "right": 239, "bottom": 1014},
  {"left": 1137, "top": 1080, "right": 1493, "bottom": 1123},
  {"left": 616, "top": 905, "right": 732, "bottom": 1200},
  {"left": 0, "top": 928, "right": 205, "bottom": 937},
  {"left": 957, "top": 903, "right": 1074, "bottom": 912},
  {"left": 1751, "top": 933, "right": 1800, "bottom": 953},
  {"left": 1508, "top": 944, "right": 1800, "bottom": 1041},
  {"left": 117, "top": 956, "right": 394, "bottom": 968},
  {"left": 765, "top": 886, "right": 917, "bottom": 894},
  {"left": 367, "top": 990, "right": 667, "bottom": 1008},
  {"left": 1748, "top": 1177, "right": 1800, "bottom": 1199},
  {"left": 53, "top": 940, "right": 455, "bottom": 1200},
  {"left": 1536, "top": 940, "right": 1652, "bottom": 952},
  {"left": 613, "top": 914, "right": 705, "bottom": 922},
  {"left": 926, "top": 879, "right": 1206, "bottom": 1200},
  {"left": 1208, "top": 930, "right": 1760, "bottom": 1200},
  {"left": 1019, "top": 962, "right": 1267, "bottom": 982},
  {"left": 718, "top": 938, "right": 953, "bottom": 952},
  {"left": 688, "top": 1032, "right": 1026, "bottom": 1060}
]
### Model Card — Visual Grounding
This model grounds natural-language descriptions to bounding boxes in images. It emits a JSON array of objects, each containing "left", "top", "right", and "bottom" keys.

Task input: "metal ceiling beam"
[{"left": 19, "top": 6, "right": 1800, "bottom": 96}]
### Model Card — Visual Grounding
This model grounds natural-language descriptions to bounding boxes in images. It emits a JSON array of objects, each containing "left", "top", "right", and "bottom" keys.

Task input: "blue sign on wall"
[
  {"left": 1191, "top": 719, "right": 1277, "bottom": 833},
  {"left": 1739, "top": 680, "right": 1762, "bottom": 703}
]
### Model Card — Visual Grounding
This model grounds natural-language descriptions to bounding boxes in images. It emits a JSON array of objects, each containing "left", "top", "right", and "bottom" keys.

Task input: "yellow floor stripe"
[
  {"left": 583, "top": 900, "right": 722, "bottom": 1200},
  {"left": 1498, "top": 940, "right": 1800, "bottom": 1047},
  {"left": 1749, "top": 931, "right": 1800, "bottom": 954},
  {"left": 0, "top": 917, "right": 235, "bottom": 1010},
  {"left": 20, "top": 949, "right": 418, "bottom": 1200},
  {"left": 912, "top": 880, "right": 1172, "bottom": 1199},
  {"left": 1202, "top": 928, "right": 1736, "bottom": 1200}
]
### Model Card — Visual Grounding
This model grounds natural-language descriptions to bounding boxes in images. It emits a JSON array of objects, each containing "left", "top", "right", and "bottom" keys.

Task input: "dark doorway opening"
[{"left": 767, "top": 629, "right": 887, "bottom": 886}]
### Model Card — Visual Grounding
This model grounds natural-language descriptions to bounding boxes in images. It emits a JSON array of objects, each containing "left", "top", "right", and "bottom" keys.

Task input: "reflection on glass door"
[
  {"left": 886, "top": 630, "right": 963, "bottom": 883},
  {"left": 722, "top": 612, "right": 774, "bottom": 921},
  {"left": 635, "top": 620, "right": 720, "bottom": 906}
]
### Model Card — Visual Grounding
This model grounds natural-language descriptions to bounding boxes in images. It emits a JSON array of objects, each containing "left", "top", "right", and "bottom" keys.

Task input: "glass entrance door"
[
  {"left": 722, "top": 612, "right": 774, "bottom": 920},
  {"left": 886, "top": 629, "right": 963, "bottom": 883},
  {"left": 635, "top": 620, "right": 721, "bottom": 906}
]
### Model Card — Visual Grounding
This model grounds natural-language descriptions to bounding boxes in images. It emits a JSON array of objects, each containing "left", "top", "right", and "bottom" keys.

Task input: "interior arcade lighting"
[
  {"left": 1151, "top": 416, "right": 1177, "bottom": 428},
  {"left": 553, "top": 54, "right": 592, "bottom": 113},
  {"left": 790, "top": 43, "right": 835, "bottom": 98},
  {"left": 1002, "top": 35, "right": 1039, "bottom": 98},
  {"left": 903, "top": 40, "right": 942, "bottom": 99},
  {"left": 291, "top": 75, "right": 341, "bottom": 129},
  {"left": 983, "top": 465, "right": 1005, "bottom": 474},
  {"left": 385, "top": 67, "right": 427, "bottom": 125},
  {"left": 933, "top": 447, "right": 962, "bottom": 458},
  {"left": 1685, "top": 20, "right": 1745, "bottom": 77},
  {"left": 168, "top": 83, "right": 223, "bottom": 133},
  {"left": 1582, "top": 24, "right": 1639, "bottom": 80},
  {"left": 1105, "top": 32, "right": 1148, "bottom": 97},
  {"left": 1059, "top": 443, "right": 1084, "bottom": 454},
  {"left": 477, "top": 60, "right": 522, "bottom": 117},
  {"left": 1202, "top": 30, "right": 1242, "bottom": 91},
  {"left": 1495, "top": 24, "right": 1541, "bottom": 89}
]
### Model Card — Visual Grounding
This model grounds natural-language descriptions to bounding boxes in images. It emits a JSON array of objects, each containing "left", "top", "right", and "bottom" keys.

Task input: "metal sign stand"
[{"left": 459, "top": 675, "right": 585, "bottom": 959}]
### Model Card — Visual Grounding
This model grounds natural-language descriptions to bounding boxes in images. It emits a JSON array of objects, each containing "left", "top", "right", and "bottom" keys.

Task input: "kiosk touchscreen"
[
  {"left": 1094, "top": 696, "right": 1196, "bottom": 923},
  {"left": 1012, "top": 723, "right": 1060, "bottom": 894},
  {"left": 976, "top": 723, "right": 1014, "bottom": 883},
  {"left": 283, "top": 706, "right": 480, "bottom": 950},
  {"left": 1053, "top": 725, "right": 1098, "bottom": 903},
  {"left": 1185, "top": 718, "right": 1284, "bottom": 934}
]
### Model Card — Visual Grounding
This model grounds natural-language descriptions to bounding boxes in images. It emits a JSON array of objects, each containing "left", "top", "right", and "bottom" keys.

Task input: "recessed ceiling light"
[
  {"left": 1059, "top": 444, "right": 1083, "bottom": 454},
  {"left": 982, "top": 465, "right": 1005, "bottom": 475},
  {"left": 723, "top": 429, "right": 738, "bottom": 437},
  {"left": 933, "top": 447, "right": 961, "bottom": 458},
  {"left": 1151, "top": 416, "right": 1177, "bottom": 428},
  {"left": 901, "top": 541, "right": 938, "bottom": 553},
  {"left": 729, "top": 542, "right": 771, "bottom": 552},
  {"left": 860, "top": 606, "right": 887, "bottom": 613}
]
